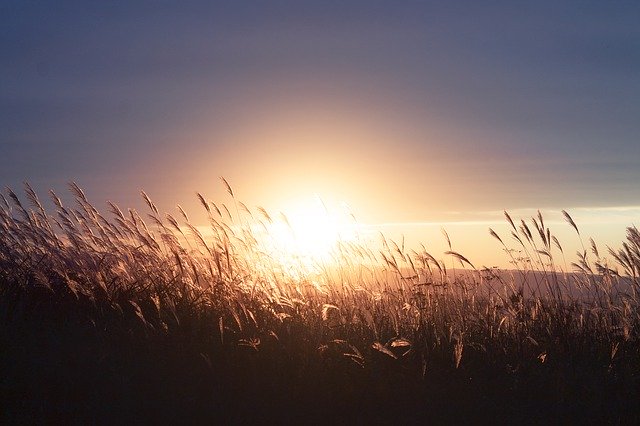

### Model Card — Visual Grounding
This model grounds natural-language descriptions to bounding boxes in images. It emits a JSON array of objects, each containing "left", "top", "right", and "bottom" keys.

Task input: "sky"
[{"left": 1, "top": 1, "right": 639, "bottom": 267}]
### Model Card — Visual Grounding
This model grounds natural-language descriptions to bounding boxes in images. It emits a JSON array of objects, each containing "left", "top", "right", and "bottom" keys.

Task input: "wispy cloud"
[{"left": 363, "top": 205, "right": 640, "bottom": 228}]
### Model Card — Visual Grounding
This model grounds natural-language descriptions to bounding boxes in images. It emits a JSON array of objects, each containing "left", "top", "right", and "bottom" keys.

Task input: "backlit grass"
[{"left": 1, "top": 181, "right": 639, "bottom": 424}]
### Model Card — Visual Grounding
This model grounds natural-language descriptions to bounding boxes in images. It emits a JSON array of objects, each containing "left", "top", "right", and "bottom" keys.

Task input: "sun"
[{"left": 262, "top": 195, "right": 357, "bottom": 268}]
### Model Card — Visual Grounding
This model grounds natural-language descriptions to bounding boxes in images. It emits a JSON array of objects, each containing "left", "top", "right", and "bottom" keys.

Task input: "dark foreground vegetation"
[{"left": 1, "top": 183, "right": 639, "bottom": 424}]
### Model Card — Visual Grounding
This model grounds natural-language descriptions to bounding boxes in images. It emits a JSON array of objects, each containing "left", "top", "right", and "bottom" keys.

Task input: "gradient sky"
[{"left": 2, "top": 1, "right": 639, "bottom": 266}]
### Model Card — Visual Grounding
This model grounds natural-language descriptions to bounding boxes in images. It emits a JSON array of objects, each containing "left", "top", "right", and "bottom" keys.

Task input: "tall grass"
[{"left": 1, "top": 181, "right": 639, "bottom": 424}]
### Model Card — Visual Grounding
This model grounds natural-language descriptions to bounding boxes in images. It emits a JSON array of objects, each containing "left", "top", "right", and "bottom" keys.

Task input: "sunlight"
[{"left": 263, "top": 195, "right": 357, "bottom": 268}]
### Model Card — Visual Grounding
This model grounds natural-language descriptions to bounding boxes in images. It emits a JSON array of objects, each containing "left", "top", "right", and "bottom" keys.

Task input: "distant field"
[{"left": 1, "top": 183, "right": 639, "bottom": 424}]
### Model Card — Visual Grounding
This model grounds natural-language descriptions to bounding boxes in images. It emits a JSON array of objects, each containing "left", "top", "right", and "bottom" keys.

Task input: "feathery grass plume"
[
  {"left": 256, "top": 206, "right": 272, "bottom": 223},
  {"left": 504, "top": 210, "right": 516, "bottom": 231},
  {"left": 176, "top": 205, "right": 189, "bottom": 222},
  {"left": 220, "top": 176, "right": 234, "bottom": 198},
  {"left": 532, "top": 215, "right": 548, "bottom": 249},
  {"left": 210, "top": 202, "right": 222, "bottom": 218},
  {"left": 372, "top": 341, "right": 397, "bottom": 359},
  {"left": 238, "top": 201, "right": 252, "bottom": 218},
  {"left": 68, "top": 181, "right": 88, "bottom": 203},
  {"left": 146, "top": 213, "right": 165, "bottom": 230},
  {"left": 489, "top": 228, "right": 504, "bottom": 245},
  {"left": 419, "top": 245, "right": 442, "bottom": 274},
  {"left": 107, "top": 201, "right": 126, "bottom": 221},
  {"left": 552, "top": 235, "right": 563, "bottom": 253},
  {"left": 186, "top": 223, "right": 212, "bottom": 256},
  {"left": 441, "top": 228, "right": 452, "bottom": 250},
  {"left": 165, "top": 214, "right": 182, "bottom": 234},
  {"left": 0, "top": 192, "right": 10, "bottom": 211},
  {"left": 537, "top": 210, "right": 545, "bottom": 231},
  {"left": 23, "top": 182, "right": 44, "bottom": 214},
  {"left": 445, "top": 251, "right": 475, "bottom": 270},
  {"left": 510, "top": 230, "right": 524, "bottom": 247},
  {"left": 520, "top": 219, "right": 533, "bottom": 243},
  {"left": 590, "top": 237, "right": 600, "bottom": 258},
  {"left": 6, "top": 187, "right": 30, "bottom": 223},
  {"left": 221, "top": 204, "right": 233, "bottom": 222},
  {"left": 196, "top": 193, "right": 210, "bottom": 215},
  {"left": 141, "top": 190, "right": 159, "bottom": 216},
  {"left": 536, "top": 249, "right": 551, "bottom": 259},
  {"left": 562, "top": 210, "right": 580, "bottom": 235},
  {"left": 546, "top": 228, "right": 551, "bottom": 250},
  {"left": 609, "top": 227, "right": 640, "bottom": 281}
]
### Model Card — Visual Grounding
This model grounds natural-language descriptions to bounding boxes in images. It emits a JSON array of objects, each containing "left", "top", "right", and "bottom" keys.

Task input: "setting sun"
[{"left": 260, "top": 195, "right": 358, "bottom": 267}]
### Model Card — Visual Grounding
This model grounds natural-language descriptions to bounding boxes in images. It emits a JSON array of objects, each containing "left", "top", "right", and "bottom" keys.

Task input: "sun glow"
[{"left": 262, "top": 195, "right": 358, "bottom": 268}]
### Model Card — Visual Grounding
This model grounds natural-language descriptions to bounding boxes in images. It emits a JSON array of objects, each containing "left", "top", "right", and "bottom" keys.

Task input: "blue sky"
[{"left": 1, "top": 1, "right": 639, "bottom": 248}]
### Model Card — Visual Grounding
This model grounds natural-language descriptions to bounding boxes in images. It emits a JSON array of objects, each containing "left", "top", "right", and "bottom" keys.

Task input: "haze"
[{"left": 2, "top": 1, "right": 639, "bottom": 267}]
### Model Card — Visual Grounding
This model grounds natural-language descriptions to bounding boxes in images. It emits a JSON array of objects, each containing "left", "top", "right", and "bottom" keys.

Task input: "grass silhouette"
[{"left": 1, "top": 182, "right": 639, "bottom": 424}]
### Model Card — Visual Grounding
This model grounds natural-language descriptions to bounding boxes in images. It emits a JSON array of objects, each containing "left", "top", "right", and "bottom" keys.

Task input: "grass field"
[{"left": 1, "top": 182, "right": 639, "bottom": 424}]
